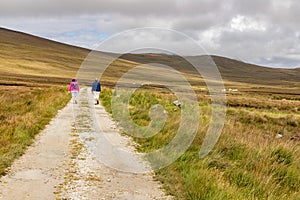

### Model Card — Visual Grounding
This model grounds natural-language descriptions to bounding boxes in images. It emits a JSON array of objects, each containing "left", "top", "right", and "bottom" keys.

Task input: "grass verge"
[{"left": 0, "top": 85, "right": 70, "bottom": 175}]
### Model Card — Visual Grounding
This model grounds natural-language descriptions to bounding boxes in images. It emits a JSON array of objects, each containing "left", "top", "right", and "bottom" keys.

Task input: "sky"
[{"left": 1, "top": 0, "right": 300, "bottom": 68}]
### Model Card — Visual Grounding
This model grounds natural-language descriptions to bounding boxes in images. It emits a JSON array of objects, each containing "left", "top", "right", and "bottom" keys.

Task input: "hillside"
[
  {"left": 0, "top": 27, "right": 89, "bottom": 85},
  {"left": 211, "top": 55, "right": 300, "bottom": 83},
  {"left": 120, "top": 53, "right": 300, "bottom": 86}
]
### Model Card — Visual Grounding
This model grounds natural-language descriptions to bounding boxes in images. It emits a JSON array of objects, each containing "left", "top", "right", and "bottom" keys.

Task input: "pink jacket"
[{"left": 69, "top": 81, "right": 79, "bottom": 91}]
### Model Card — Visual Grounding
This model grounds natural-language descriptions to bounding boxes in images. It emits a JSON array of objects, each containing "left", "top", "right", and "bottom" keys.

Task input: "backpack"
[{"left": 73, "top": 82, "right": 77, "bottom": 89}]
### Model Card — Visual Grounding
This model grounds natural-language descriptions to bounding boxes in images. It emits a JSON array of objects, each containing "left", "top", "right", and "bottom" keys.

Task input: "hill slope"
[
  {"left": 0, "top": 27, "right": 90, "bottom": 85},
  {"left": 211, "top": 55, "right": 300, "bottom": 83},
  {"left": 120, "top": 53, "right": 300, "bottom": 86}
]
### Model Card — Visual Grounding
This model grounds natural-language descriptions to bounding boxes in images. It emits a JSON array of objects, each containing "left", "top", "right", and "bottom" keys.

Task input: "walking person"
[
  {"left": 92, "top": 78, "right": 101, "bottom": 105},
  {"left": 69, "top": 78, "right": 80, "bottom": 104}
]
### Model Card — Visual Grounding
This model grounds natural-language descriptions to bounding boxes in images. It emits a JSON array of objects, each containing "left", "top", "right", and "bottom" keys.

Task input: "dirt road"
[{"left": 0, "top": 88, "right": 173, "bottom": 200}]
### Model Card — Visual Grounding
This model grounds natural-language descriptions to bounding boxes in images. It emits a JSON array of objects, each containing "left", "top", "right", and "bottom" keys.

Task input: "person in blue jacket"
[{"left": 91, "top": 78, "right": 101, "bottom": 105}]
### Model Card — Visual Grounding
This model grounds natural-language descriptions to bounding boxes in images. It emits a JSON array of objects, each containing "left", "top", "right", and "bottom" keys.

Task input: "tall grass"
[
  {"left": 100, "top": 87, "right": 300, "bottom": 200},
  {"left": 0, "top": 85, "right": 70, "bottom": 175}
]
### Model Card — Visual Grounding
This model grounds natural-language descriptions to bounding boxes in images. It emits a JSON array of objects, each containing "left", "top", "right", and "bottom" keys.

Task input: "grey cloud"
[
  {"left": 0, "top": 0, "right": 177, "bottom": 17},
  {"left": 230, "top": 0, "right": 273, "bottom": 15},
  {"left": 1, "top": 0, "right": 300, "bottom": 68},
  {"left": 172, "top": 14, "right": 221, "bottom": 32},
  {"left": 212, "top": 21, "right": 300, "bottom": 68}
]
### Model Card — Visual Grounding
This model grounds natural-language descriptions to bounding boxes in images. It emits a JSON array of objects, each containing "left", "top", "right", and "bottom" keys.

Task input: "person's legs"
[
  {"left": 93, "top": 91, "right": 100, "bottom": 105},
  {"left": 71, "top": 91, "right": 78, "bottom": 104}
]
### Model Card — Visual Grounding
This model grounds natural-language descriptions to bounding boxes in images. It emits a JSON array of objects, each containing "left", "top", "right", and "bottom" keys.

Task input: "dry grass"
[
  {"left": 0, "top": 85, "right": 70, "bottom": 175},
  {"left": 100, "top": 79, "right": 300, "bottom": 199}
]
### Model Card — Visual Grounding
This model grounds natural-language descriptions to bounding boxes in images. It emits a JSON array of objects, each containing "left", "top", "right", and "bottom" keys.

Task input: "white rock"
[
  {"left": 276, "top": 134, "right": 283, "bottom": 139},
  {"left": 173, "top": 100, "right": 181, "bottom": 107}
]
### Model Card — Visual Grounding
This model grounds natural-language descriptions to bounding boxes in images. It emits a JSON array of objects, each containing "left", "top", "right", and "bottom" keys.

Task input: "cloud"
[
  {"left": 0, "top": 0, "right": 300, "bottom": 68},
  {"left": 0, "top": 0, "right": 176, "bottom": 17},
  {"left": 257, "top": 56, "right": 300, "bottom": 68},
  {"left": 230, "top": 15, "right": 267, "bottom": 32}
]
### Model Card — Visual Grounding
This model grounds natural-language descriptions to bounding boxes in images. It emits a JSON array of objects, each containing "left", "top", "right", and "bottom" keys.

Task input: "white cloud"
[{"left": 230, "top": 15, "right": 266, "bottom": 32}]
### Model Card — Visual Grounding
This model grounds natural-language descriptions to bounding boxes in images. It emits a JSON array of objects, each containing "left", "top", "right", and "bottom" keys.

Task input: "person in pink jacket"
[{"left": 68, "top": 78, "right": 80, "bottom": 104}]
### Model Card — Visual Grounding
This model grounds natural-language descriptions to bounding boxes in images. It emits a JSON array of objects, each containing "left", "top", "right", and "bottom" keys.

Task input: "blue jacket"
[{"left": 92, "top": 81, "right": 101, "bottom": 92}]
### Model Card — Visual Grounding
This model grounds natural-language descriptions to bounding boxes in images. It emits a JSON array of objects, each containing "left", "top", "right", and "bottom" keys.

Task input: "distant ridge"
[
  {"left": 210, "top": 55, "right": 300, "bottom": 83},
  {"left": 120, "top": 53, "right": 300, "bottom": 85}
]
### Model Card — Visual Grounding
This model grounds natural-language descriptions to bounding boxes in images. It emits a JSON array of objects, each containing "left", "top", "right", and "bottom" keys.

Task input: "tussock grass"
[{"left": 100, "top": 86, "right": 300, "bottom": 200}]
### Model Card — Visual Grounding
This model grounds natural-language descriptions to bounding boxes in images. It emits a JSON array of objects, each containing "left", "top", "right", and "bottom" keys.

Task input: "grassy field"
[
  {"left": 100, "top": 83, "right": 300, "bottom": 199},
  {"left": 1, "top": 27, "right": 300, "bottom": 199}
]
